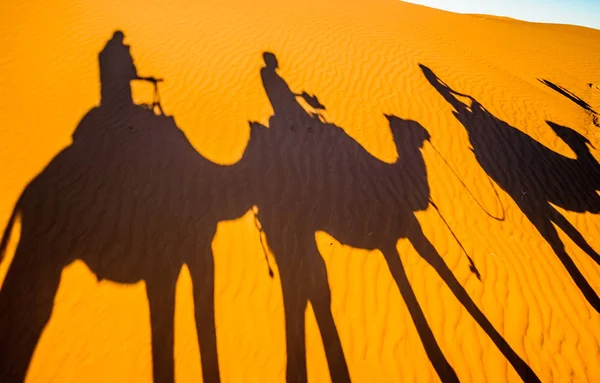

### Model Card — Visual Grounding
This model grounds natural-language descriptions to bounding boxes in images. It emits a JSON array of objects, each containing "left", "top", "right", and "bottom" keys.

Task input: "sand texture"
[{"left": 1, "top": 0, "right": 600, "bottom": 382}]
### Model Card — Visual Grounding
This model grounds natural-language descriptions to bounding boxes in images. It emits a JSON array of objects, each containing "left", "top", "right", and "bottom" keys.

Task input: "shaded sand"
[{"left": 1, "top": 0, "right": 600, "bottom": 382}]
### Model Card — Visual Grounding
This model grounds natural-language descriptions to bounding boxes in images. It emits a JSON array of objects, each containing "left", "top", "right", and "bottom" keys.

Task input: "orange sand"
[{"left": 1, "top": 0, "right": 600, "bottom": 381}]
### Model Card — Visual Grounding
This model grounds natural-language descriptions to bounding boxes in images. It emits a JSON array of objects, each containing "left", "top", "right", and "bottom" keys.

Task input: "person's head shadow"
[
  {"left": 0, "top": 31, "right": 256, "bottom": 383},
  {"left": 422, "top": 64, "right": 600, "bottom": 316},
  {"left": 245, "top": 52, "right": 539, "bottom": 383}
]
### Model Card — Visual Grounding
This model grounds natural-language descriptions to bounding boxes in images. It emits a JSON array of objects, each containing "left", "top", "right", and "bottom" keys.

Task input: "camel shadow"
[
  {"left": 243, "top": 52, "right": 539, "bottom": 383},
  {"left": 0, "top": 31, "right": 253, "bottom": 383},
  {"left": 423, "top": 64, "right": 600, "bottom": 314},
  {"left": 539, "top": 78, "right": 597, "bottom": 115},
  {"left": 539, "top": 78, "right": 599, "bottom": 127}
]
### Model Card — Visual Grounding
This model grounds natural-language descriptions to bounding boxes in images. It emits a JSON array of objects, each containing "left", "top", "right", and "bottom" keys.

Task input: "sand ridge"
[{"left": 1, "top": 0, "right": 600, "bottom": 382}]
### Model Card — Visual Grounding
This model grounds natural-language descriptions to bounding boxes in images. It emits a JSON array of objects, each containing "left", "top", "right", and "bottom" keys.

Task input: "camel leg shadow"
[
  {"left": 188, "top": 239, "right": 221, "bottom": 383},
  {"left": 0, "top": 241, "right": 63, "bottom": 382},
  {"left": 547, "top": 205, "right": 600, "bottom": 266},
  {"left": 146, "top": 270, "right": 177, "bottom": 383},
  {"left": 280, "top": 263, "right": 309, "bottom": 383},
  {"left": 380, "top": 241, "right": 459, "bottom": 383},
  {"left": 403, "top": 214, "right": 540, "bottom": 382},
  {"left": 275, "top": 232, "right": 350, "bottom": 383},
  {"left": 523, "top": 202, "right": 600, "bottom": 313},
  {"left": 307, "top": 237, "right": 351, "bottom": 383},
  {"left": 146, "top": 235, "right": 222, "bottom": 383}
]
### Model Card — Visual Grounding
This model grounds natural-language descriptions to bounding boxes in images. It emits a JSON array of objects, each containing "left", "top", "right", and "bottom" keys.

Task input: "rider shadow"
[
  {"left": 0, "top": 31, "right": 251, "bottom": 383},
  {"left": 423, "top": 64, "right": 600, "bottom": 314},
  {"left": 243, "top": 52, "right": 539, "bottom": 383}
]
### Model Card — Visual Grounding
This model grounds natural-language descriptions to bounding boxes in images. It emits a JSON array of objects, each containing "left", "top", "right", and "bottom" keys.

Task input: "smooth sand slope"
[{"left": 1, "top": 0, "right": 600, "bottom": 382}]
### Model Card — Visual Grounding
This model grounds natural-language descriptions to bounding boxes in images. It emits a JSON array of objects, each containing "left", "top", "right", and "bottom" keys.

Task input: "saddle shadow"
[
  {"left": 424, "top": 64, "right": 600, "bottom": 314},
  {"left": 240, "top": 52, "right": 539, "bottom": 382},
  {"left": 0, "top": 31, "right": 253, "bottom": 383}
]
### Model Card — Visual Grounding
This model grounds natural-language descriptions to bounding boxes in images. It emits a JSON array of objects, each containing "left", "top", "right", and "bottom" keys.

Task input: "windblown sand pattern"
[{"left": 1, "top": 0, "right": 600, "bottom": 382}]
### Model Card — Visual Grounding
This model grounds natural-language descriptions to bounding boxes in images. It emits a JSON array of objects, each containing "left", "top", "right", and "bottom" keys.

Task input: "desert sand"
[{"left": 1, "top": 0, "right": 600, "bottom": 382}]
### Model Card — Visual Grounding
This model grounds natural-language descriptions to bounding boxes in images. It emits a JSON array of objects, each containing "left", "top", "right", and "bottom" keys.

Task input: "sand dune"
[{"left": 1, "top": 0, "right": 600, "bottom": 382}]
